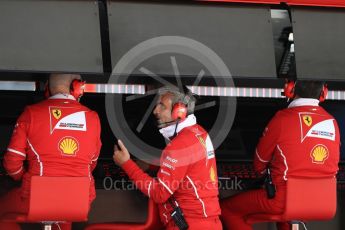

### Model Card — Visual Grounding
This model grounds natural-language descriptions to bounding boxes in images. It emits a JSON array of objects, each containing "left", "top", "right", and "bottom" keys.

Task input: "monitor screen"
[
  {"left": 108, "top": 1, "right": 277, "bottom": 78},
  {"left": 0, "top": 0, "right": 103, "bottom": 73},
  {"left": 292, "top": 8, "right": 345, "bottom": 80},
  {"left": 215, "top": 97, "right": 286, "bottom": 161}
]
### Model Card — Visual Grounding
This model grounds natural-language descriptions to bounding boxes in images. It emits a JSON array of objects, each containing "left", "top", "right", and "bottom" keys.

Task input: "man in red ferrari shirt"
[
  {"left": 0, "top": 74, "right": 102, "bottom": 230},
  {"left": 113, "top": 86, "right": 222, "bottom": 230},
  {"left": 221, "top": 80, "right": 340, "bottom": 230}
]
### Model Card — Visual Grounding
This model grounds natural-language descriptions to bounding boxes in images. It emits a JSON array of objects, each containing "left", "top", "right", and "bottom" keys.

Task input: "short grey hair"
[{"left": 158, "top": 86, "right": 196, "bottom": 114}]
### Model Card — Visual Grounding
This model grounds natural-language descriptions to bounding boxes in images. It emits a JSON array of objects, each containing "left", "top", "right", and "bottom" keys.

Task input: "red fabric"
[
  {"left": 244, "top": 177, "right": 336, "bottom": 228},
  {"left": 287, "top": 0, "right": 345, "bottom": 8},
  {"left": 220, "top": 185, "right": 289, "bottom": 230},
  {"left": 166, "top": 216, "right": 222, "bottom": 230},
  {"left": 0, "top": 222, "right": 21, "bottom": 230},
  {"left": 2, "top": 96, "right": 102, "bottom": 207},
  {"left": 198, "top": 0, "right": 280, "bottom": 4},
  {"left": 0, "top": 179, "right": 83, "bottom": 229},
  {"left": 0, "top": 188, "right": 28, "bottom": 229},
  {"left": 284, "top": 177, "right": 337, "bottom": 220},
  {"left": 85, "top": 224, "right": 162, "bottom": 230},
  {"left": 0, "top": 188, "right": 29, "bottom": 218},
  {"left": 52, "top": 223, "right": 72, "bottom": 230},
  {"left": 0, "top": 222, "right": 70, "bottom": 230},
  {"left": 221, "top": 101, "right": 340, "bottom": 230},
  {"left": 254, "top": 105, "right": 340, "bottom": 185},
  {"left": 122, "top": 124, "right": 221, "bottom": 227},
  {"left": 199, "top": 0, "right": 345, "bottom": 8},
  {"left": 27, "top": 177, "right": 89, "bottom": 222}
]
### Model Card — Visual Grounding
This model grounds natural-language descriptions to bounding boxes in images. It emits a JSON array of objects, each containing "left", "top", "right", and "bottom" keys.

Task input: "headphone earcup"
[
  {"left": 319, "top": 84, "right": 328, "bottom": 102},
  {"left": 284, "top": 80, "right": 295, "bottom": 99},
  {"left": 172, "top": 102, "right": 187, "bottom": 120},
  {"left": 70, "top": 79, "right": 86, "bottom": 100}
]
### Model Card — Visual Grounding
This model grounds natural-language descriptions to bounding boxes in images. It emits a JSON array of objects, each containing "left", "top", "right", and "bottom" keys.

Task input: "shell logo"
[
  {"left": 210, "top": 166, "right": 216, "bottom": 183},
  {"left": 59, "top": 137, "right": 79, "bottom": 156},
  {"left": 310, "top": 144, "right": 329, "bottom": 164}
]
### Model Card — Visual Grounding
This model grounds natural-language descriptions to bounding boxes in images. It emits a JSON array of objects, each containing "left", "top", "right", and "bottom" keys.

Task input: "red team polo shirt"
[
  {"left": 3, "top": 94, "right": 102, "bottom": 203},
  {"left": 122, "top": 122, "right": 221, "bottom": 226},
  {"left": 254, "top": 98, "right": 340, "bottom": 185}
]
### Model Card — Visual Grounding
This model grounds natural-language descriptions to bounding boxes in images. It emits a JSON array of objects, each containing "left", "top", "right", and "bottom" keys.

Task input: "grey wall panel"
[
  {"left": 108, "top": 1, "right": 277, "bottom": 78},
  {"left": 292, "top": 8, "right": 345, "bottom": 80},
  {"left": 0, "top": 0, "right": 103, "bottom": 73}
]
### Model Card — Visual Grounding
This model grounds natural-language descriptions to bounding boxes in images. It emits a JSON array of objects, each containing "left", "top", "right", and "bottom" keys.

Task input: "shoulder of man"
[
  {"left": 181, "top": 123, "right": 206, "bottom": 135},
  {"left": 274, "top": 107, "right": 297, "bottom": 119},
  {"left": 167, "top": 124, "right": 206, "bottom": 150},
  {"left": 84, "top": 108, "right": 100, "bottom": 120}
]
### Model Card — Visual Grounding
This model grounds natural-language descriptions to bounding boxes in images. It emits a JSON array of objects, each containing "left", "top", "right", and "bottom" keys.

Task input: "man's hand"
[{"left": 113, "top": 140, "right": 130, "bottom": 166}]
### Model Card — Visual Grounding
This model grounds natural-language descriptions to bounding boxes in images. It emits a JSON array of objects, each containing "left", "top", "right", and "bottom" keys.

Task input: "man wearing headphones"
[
  {"left": 0, "top": 74, "right": 102, "bottom": 230},
  {"left": 221, "top": 80, "right": 340, "bottom": 230},
  {"left": 114, "top": 86, "right": 222, "bottom": 230}
]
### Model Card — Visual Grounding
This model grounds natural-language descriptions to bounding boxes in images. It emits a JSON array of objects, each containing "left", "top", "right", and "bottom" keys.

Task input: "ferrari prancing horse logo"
[
  {"left": 52, "top": 109, "right": 62, "bottom": 120},
  {"left": 303, "top": 115, "right": 312, "bottom": 127}
]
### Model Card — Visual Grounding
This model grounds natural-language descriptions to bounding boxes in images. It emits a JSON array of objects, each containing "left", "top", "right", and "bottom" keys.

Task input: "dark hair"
[{"left": 294, "top": 80, "right": 324, "bottom": 99}]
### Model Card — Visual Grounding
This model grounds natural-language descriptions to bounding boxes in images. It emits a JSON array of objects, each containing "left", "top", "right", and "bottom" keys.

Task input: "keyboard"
[
  {"left": 92, "top": 159, "right": 345, "bottom": 190},
  {"left": 219, "top": 162, "right": 258, "bottom": 179}
]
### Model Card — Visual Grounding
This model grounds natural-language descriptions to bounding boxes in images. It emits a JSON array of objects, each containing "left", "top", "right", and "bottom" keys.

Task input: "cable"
[
  {"left": 55, "top": 223, "right": 62, "bottom": 230},
  {"left": 300, "top": 221, "right": 308, "bottom": 230}
]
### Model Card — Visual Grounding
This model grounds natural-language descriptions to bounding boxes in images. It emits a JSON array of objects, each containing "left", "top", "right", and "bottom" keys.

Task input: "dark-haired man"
[{"left": 221, "top": 80, "right": 340, "bottom": 230}]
